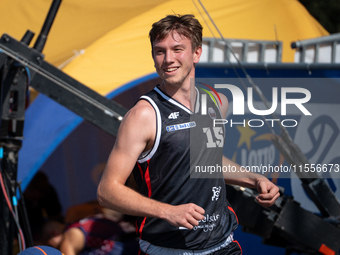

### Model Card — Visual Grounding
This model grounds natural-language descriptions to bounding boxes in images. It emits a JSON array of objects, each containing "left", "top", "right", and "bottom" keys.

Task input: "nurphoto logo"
[{"left": 199, "top": 84, "right": 311, "bottom": 128}]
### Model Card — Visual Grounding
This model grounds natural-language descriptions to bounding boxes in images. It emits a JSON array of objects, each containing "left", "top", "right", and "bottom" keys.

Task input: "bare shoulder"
[
  {"left": 114, "top": 99, "right": 156, "bottom": 150},
  {"left": 135, "top": 99, "right": 156, "bottom": 117},
  {"left": 61, "top": 227, "right": 85, "bottom": 252},
  {"left": 216, "top": 92, "right": 229, "bottom": 119},
  {"left": 119, "top": 99, "right": 156, "bottom": 134},
  {"left": 204, "top": 89, "right": 228, "bottom": 118},
  {"left": 64, "top": 227, "right": 84, "bottom": 240}
]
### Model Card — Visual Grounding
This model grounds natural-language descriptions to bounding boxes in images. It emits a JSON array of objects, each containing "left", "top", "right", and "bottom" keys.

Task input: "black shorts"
[{"left": 138, "top": 240, "right": 242, "bottom": 255}]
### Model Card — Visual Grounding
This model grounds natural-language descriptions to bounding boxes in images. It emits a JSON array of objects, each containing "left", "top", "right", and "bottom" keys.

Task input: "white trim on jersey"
[
  {"left": 154, "top": 87, "right": 193, "bottom": 114},
  {"left": 137, "top": 95, "right": 162, "bottom": 163}
]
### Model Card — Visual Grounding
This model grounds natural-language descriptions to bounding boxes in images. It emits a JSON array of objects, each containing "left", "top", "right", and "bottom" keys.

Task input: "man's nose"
[{"left": 164, "top": 50, "right": 174, "bottom": 63}]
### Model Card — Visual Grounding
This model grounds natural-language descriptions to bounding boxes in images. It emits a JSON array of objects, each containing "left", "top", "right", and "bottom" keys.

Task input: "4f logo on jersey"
[{"left": 168, "top": 112, "right": 179, "bottom": 119}]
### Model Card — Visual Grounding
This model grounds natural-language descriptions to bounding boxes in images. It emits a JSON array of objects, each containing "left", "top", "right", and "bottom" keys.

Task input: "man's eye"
[
  {"left": 156, "top": 50, "right": 164, "bottom": 55},
  {"left": 174, "top": 48, "right": 182, "bottom": 52}
]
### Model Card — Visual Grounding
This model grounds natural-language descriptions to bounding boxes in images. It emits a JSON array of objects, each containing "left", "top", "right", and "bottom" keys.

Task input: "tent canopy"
[
  {"left": 0, "top": 0, "right": 168, "bottom": 66},
  {"left": 0, "top": 0, "right": 328, "bottom": 96},
  {"left": 62, "top": 0, "right": 329, "bottom": 95}
]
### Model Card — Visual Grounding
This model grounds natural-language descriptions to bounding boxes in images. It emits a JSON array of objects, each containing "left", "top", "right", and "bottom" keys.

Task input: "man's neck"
[{"left": 159, "top": 81, "right": 196, "bottom": 111}]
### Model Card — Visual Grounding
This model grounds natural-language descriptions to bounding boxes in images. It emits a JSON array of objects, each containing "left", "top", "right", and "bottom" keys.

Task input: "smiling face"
[{"left": 152, "top": 31, "right": 202, "bottom": 89}]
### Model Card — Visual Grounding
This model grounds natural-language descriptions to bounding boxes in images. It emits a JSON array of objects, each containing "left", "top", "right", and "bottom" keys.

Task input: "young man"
[{"left": 97, "top": 14, "right": 280, "bottom": 254}]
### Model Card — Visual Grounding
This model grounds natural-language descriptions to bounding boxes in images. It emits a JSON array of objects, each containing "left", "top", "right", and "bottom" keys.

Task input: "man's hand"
[
  {"left": 255, "top": 179, "right": 280, "bottom": 207},
  {"left": 163, "top": 203, "right": 205, "bottom": 229}
]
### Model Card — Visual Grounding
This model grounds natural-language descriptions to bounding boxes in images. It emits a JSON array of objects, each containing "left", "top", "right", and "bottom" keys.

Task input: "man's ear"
[{"left": 193, "top": 46, "right": 202, "bottom": 64}]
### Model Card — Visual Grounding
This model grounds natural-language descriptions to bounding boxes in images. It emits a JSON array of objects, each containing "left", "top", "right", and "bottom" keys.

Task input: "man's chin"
[{"left": 163, "top": 78, "right": 184, "bottom": 87}]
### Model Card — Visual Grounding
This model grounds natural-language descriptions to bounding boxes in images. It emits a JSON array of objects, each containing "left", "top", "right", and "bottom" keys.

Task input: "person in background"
[{"left": 43, "top": 202, "right": 139, "bottom": 255}]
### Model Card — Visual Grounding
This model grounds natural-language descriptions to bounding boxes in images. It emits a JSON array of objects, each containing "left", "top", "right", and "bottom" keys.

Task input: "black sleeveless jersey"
[{"left": 133, "top": 86, "right": 238, "bottom": 250}]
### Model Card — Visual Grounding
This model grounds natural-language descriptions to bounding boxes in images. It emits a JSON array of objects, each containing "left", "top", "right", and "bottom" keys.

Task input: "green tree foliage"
[{"left": 299, "top": 0, "right": 340, "bottom": 33}]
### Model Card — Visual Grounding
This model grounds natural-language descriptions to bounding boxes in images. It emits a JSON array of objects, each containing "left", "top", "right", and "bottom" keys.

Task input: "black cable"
[
  {"left": 17, "top": 182, "right": 34, "bottom": 247},
  {"left": 1, "top": 167, "right": 26, "bottom": 251}
]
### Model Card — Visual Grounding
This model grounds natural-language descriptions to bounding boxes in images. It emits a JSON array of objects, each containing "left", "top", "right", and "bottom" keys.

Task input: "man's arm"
[
  {"left": 217, "top": 92, "right": 280, "bottom": 207},
  {"left": 222, "top": 157, "right": 280, "bottom": 207},
  {"left": 97, "top": 100, "right": 204, "bottom": 229},
  {"left": 59, "top": 228, "right": 85, "bottom": 255}
]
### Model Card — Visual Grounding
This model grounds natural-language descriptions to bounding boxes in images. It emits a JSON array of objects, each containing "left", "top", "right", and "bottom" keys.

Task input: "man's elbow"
[{"left": 97, "top": 183, "right": 107, "bottom": 207}]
